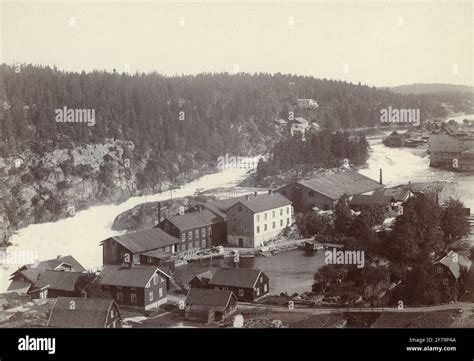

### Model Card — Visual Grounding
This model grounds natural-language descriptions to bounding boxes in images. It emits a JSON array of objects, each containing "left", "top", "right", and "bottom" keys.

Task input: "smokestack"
[
  {"left": 268, "top": 189, "right": 273, "bottom": 195},
  {"left": 379, "top": 169, "right": 383, "bottom": 185},
  {"left": 157, "top": 201, "right": 161, "bottom": 223},
  {"left": 245, "top": 195, "right": 251, "bottom": 201},
  {"left": 254, "top": 191, "right": 258, "bottom": 197}
]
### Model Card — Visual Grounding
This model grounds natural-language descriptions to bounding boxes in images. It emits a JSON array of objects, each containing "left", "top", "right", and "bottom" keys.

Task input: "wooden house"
[
  {"left": 47, "top": 297, "right": 122, "bottom": 328},
  {"left": 185, "top": 288, "right": 237, "bottom": 323}
]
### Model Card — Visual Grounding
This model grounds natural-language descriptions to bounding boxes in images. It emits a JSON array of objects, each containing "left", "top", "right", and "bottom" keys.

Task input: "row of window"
[
  {"left": 255, "top": 207, "right": 290, "bottom": 222},
  {"left": 256, "top": 218, "right": 290, "bottom": 233},
  {"left": 116, "top": 288, "right": 163, "bottom": 303},
  {"left": 181, "top": 226, "right": 212, "bottom": 242}
]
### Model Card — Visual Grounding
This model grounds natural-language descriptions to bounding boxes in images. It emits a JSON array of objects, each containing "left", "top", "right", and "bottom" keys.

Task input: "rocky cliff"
[{"left": 0, "top": 139, "right": 213, "bottom": 245}]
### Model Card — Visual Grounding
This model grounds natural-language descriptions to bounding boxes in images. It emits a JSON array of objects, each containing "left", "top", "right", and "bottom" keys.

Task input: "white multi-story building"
[{"left": 226, "top": 191, "right": 293, "bottom": 248}]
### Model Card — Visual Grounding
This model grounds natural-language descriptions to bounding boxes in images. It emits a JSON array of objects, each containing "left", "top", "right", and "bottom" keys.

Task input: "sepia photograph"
[{"left": 0, "top": 0, "right": 473, "bottom": 358}]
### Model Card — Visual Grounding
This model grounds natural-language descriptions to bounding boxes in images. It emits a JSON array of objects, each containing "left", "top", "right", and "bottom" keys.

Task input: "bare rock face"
[{"left": 112, "top": 195, "right": 215, "bottom": 232}]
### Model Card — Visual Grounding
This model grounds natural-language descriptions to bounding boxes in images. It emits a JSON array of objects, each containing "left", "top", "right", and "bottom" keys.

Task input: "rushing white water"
[
  {"left": 0, "top": 165, "right": 256, "bottom": 292},
  {"left": 359, "top": 137, "right": 474, "bottom": 211},
  {"left": 1, "top": 136, "right": 473, "bottom": 293}
]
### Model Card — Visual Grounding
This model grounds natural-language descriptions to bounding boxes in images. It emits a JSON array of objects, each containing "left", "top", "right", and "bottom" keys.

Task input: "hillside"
[{"left": 0, "top": 64, "right": 456, "bottom": 244}]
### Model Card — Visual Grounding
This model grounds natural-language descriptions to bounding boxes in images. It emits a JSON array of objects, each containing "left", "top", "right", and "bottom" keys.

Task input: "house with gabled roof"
[
  {"left": 7, "top": 255, "right": 86, "bottom": 294},
  {"left": 185, "top": 288, "right": 237, "bottom": 323},
  {"left": 188, "top": 270, "right": 215, "bottom": 289},
  {"left": 226, "top": 190, "right": 292, "bottom": 248},
  {"left": 27, "top": 270, "right": 87, "bottom": 300},
  {"left": 277, "top": 170, "right": 383, "bottom": 212},
  {"left": 101, "top": 227, "right": 180, "bottom": 267},
  {"left": 157, "top": 209, "right": 226, "bottom": 259},
  {"left": 208, "top": 268, "right": 269, "bottom": 302},
  {"left": 47, "top": 297, "right": 122, "bottom": 328},
  {"left": 97, "top": 264, "right": 170, "bottom": 311},
  {"left": 434, "top": 251, "right": 472, "bottom": 302}
]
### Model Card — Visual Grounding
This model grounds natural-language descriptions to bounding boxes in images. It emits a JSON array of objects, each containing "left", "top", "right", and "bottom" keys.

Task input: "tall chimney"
[
  {"left": 379, "top": 169, "right": 383, "bottom": 185},
  {"left": 254, "top": 191, "right": 258, "bottom": 197},
  {"left": 157, "top": 201, "right": 161, "bottom": 223},
  {"left": 268, "top": 189, "right": 273, "bottom": 195}
]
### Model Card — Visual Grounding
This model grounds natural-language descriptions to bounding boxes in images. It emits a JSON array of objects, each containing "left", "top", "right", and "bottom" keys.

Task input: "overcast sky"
[{"left": 1, "top": 0, "right": 472, "bottom": 87}]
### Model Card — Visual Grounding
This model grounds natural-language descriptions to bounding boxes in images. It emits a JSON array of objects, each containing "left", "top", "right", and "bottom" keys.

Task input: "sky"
[{"left": 1, "top": 0, "right": 472, "bottom": 87}]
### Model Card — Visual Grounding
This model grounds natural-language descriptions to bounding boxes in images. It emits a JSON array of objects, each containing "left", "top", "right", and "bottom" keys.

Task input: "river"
[{"left": 1, "top": 132, "right": 473, "bottom": 294}]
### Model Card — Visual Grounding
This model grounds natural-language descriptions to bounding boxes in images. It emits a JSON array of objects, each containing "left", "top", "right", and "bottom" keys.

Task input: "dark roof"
[
  {"left": 233, "top": 193, "right": 292, "bottom": 214},
  {"left": 189, "top": 270, "right": 215, "bottom": 286},
  {"left": 165, "top": 209, "right": 223, "bottom": 230},
  {"left": 205, "top": 196, "right": 248, "bottom": 213},
  {"left": 98, "top": 265, "right": 167, "bottom": 288},
  {"left": 350, "top": 194, "right": 392, "bottom": 207},
  {"left": 200, "top": 202, "right": 228, "bottom": 219},
  {"left": 9, "top": 255, "right": 86, "bottom": 283},
  {"left": 208, "top": 268, "right": 264, "bottom": 288},
  {"left": 185, "top": 288, "right": 235, "bottom": 309},
  {"left": 292, "top": 171, "right": 383, "bottom": 200},
  {"left": 48, "top": 297, "right": 119, "bottom": 328},
  {"left": 374, "top": 188, "right": 412, "bottom": 202},
  {"left": 102, "top": 228, "right": 180, "bottom": 253},
  {"left": 31, "top": 270, "right": 84, "bottom": 292}
]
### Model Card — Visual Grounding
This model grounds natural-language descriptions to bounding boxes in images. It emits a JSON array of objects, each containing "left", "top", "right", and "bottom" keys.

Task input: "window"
[
  {"left": 256, "top": 288, "right": 260, "bottom": 296},
  {"left": 287, "top": 218, "right": 290, "bottom": 225},
  {"left": 195, "top": 241, "right": 200, "bottom": 249},
  {"left": 148, "top": 257, "right": 153, "bottom": 263},
  {"left": 153, "top": 275, "right": 159, "bottom": 285},
  {"left": 272, "top": 222, "right": 275, "bottom": 229},
  {"left": 309, "top": 191, "right": 315, "bottom": 197},
  {"left": 280, "top": 209, "right": 283, "bottom": 216},
  {"left": 165, "top": 246, "right": 170, "bottom": 252},
  {"left": 256, "top": 226, "right": 260, "bottom": 233},
  {"left": 181, "top": 233, "right": 186, "bottom": 242},
  {"left": 264, "top": 213, "right": 267, "bottom": 220},
  {"left": 159, "top": 288, "right": 163, "bottom": 297},
  {"left": 238, "top": 289, "right": 244, "bottom": 297},
  {"left": 442, "top": 278, "right": 449, "bottom": 286},
  {"left": 133, "top": 254, "right": 140, "bottom": 264},
  {"left": 165, "top": 223, "right": 169, "bottom": 230},
  {"left": 256, "top": 215, "right": 260, "bottom": 222},
  {"left": 131, "top": 294, "right": 137, "bottom": 303},
  {"left": 149, "top": 292, "right": 153, "bottom": 301},
  {"left": 202, "top": 239, "right": 206, "bottom": 248},
  {"left": 437, "top": 266, "right": 443, "bottom": 274},
  {"left": 195, "top": 229, "right": 199, "bottom": 238},
  {"left": 188, "top": 231, "right": 193, "bottom": 240},
  {"left": 260, "top": 276, "right": 263, "bottom": 283},
  {"left": 238, "top": 206, "right": 242, "bottom": 211},
  {"left": 117, "top": 292, "right": 123, "bottom": 302},
  {"left": 280, "top": 219, "right": 283, "bottom": 227},
  {"left": 264, "top": 284, "right": 268, "bottom": 292},
  {"left": 208, "top": 226, "right": 212, "bottom": 235},
  {"left": 201, "top": 228, "right": 206, "bottom": 237},
  {"left": 287, "top": 207, "right": 290, "bottom": 214},
  {"left": 245, "top": 227, "right": 249, "bottom": 234},
  {"left": 111, "top": 309, "right": 115, "bottom": 318},
  {"left": 264, "top": 224, "right": 267, "bottom": 231},
  {"left": 117, "top": 286, "right": 122, "bottom": 290},
  {"left": 323, "top": 204, "right": 330, "bottom": 211},
  {"left": 272, "top": 211, "right": 275, "bottom": 218}
]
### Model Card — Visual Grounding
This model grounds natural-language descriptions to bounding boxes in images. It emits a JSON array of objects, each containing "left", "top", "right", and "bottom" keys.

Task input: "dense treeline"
[
  {"left": 1, "top": 64, "right": 448, "bottom": 163},
  {"left": 256, "top": 131, "right": 369, "bottom": 181}
]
